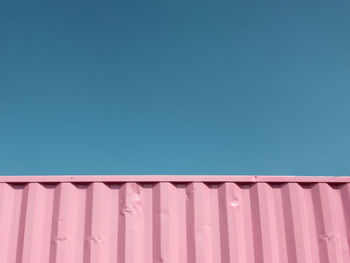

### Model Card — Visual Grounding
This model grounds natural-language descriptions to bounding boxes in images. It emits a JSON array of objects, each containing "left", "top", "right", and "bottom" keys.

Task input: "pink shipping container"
[{"left": 0, "top": 175, "right": 349, "bottom": 263}]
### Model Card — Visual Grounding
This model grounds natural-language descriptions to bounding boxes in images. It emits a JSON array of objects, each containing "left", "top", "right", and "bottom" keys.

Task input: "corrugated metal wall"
[{"left": 0, "top": 180, "right": 349, "bottom": 262}]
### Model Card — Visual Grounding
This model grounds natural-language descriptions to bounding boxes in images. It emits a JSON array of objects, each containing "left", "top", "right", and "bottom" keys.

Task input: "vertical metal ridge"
[
  {"left": 249, "top": 183, "right": 264, "bottom": 263},
  {"left": 177, "top": 184, "right": 189, "bottom": 263},
  {"left": 279, "top": 184, "right": 298, "bottom": 263},
  {"left": 274, "top": 184, "right": 290, "bottom": 263},
  {"left": 107, "top": 183, "right": 120, "bottom": 262},
  {"left": 251, "top": 183, "right": 280, "bottom": 263},
  {"left": 312, "top": 183, "right": 345, "bottom": 262},
  {"left": 83, "top": 183, "right": 93, "bottom": 263},
  {"left": 217, "top": 183, "right": 230, "bottom": 262},
  {"left": 19, "top": 183, "right": 49, "bottom": 263},
  {"left": 269, "top": 184, "right": 288, "bottom": 263},
  {"left": 240, "top": 183, "right": 256, "bottom": 263},
  {"left": 143, "top": 184, "right": 154, "bottom": 262},
  {"left": 117, "top": 184, "right": 126, "bottom": 263},
  {"left": 330, "top": 184, "right": 350, "bottom": 263},
  {"left": 185, "top": 183, "right": 196, "bottom": 263},
  {"left": 153, "top": 183, "right": 162, "bottom": 263},
  {"left": 118, "top": 183, "right": 144, "bottom": 263},
  {"left": 187, "top": 183, "right": 213, "bottom": 263},
  {"left": 208, "top": 184, "right": 221, "bottom": 262},
  {"left": 251, "top": 183, "right": 279, "bottom": 263},
  {"left": 7, "top": 184, "right": 25, "bottom": 262},
  {"left": 77, "top": 184, "right": 89, "bottom": 262},
  {"left": 49, "top": 183, "right": 63, "bottom": 262},
  {"left": 218, "top": 183, "right": 246, "bottom": 263},
  {"left": 311, "top": 183, "right": 330, "bottom": 262},
  {"left": 16, "top": 183, "right": 53, "bottom": 262},
  {"left": 152, "top": 183, "right": 178, "bottom": 263},
  {"left": 0, "top": 183, "right": 14, "bottom": 262},
  {"left": 310, "top": 184, "right": 331, "bottom": 263},
  {"left": 300, "top": 183, "right": 322, "bottom": 262},
  {"left": 285, "top": 183, "right": 314, "bottom": 263},
  {"left": 49, "top": 183, "right": 79, "bottom": 262},
  {"left": 340, "top": 184, "right": 350, "bottom": 261},
  {"left": 83, "top": 183, "right": 111, "bottom": 263},
  {"left": 41, "top": 184, "right": 56, "bottom": 262},
  {"left": 15, "top": 183, "right": 30, "bottom": 263}
]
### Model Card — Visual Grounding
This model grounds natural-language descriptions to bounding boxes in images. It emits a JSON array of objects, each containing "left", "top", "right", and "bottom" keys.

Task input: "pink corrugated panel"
[{"left": 0, "top": 176, "right": 349, "bottom": 263}]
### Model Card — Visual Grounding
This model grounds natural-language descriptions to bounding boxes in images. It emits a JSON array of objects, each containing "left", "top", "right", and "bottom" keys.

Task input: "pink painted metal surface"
[{"left": 0, "top": 176, "right": 349, "bottom": 262}]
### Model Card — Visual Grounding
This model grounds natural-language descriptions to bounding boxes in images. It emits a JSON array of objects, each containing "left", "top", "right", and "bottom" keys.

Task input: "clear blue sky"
[{"left": 1, "top": 1, "right": 349, "bottom": 175}]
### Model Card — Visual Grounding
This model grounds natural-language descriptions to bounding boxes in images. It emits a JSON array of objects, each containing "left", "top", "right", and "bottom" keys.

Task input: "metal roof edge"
[{"left": 0, "top": 175, "right": 350, "bottom": 183}]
